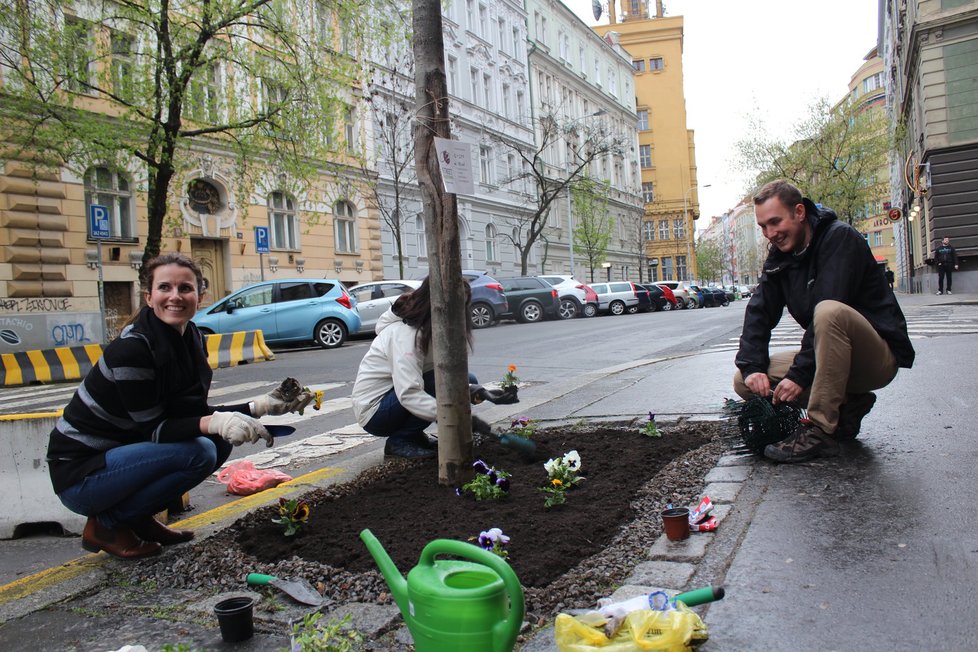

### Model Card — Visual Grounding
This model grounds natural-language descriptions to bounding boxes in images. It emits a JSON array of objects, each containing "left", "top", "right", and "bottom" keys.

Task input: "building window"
[
  {"left": 344, "top": 105, "right": 357, "bottom": 152},
  {"left": 64, "top": 16, "right": 93, "bottom": 93},
  {"left": 658, "top": 220, "right": 670, "bottom": 240},
  {"left": 480, "top": 145, "right": 493, "bottom": 184},
  {"left": 501, "top": 83, "right": 511, "bottom": 118},
  {"left": 482, "top": 73, "right": 493, "bottom": 111},
  {"left": 187, "top": 62, "right": 221, "bottom": 123},
  {"left": 862, "top": 72, "right": 883, "bottom": 94},
  {"left": 643, "top": 221, "right": 655, "bottom": 241},
  {"left": 479, "top": 3, "right": 488, "bottom": 37},
  {"left": 649, "top": 57, "right": 664, "bottom": 71},
  {"left": 639, "top": 144, "right": 652, "bottom": 168},
  {"left": 111, "top": 32, "right": 134, "bottom": 100},
  {"left": 187, "top": 179, "right": 222, "bottom": 214},
  {"left": 609, "top": 67, "right": 617, "bottom": 96},
  {"left": 268, "top": 191, "right": 298, "bottom": 250},
  {"left": 334, "top": 200, "right": 357, "bottom": 253},
  {"left": 661, "top": 256, "right": 673, "bottom": 280},
  {"left": 466, "top": 0, "right": 475, "bottom": 30},
  {"left": 516, "top": 90, "right": 525, "bottom": 119},
  {"left": 641, "top": 182, "right": 655, "bottom": 203},
  {"left": 676, "top": 255, "right": 688, "bottom": 281},
  {"left": 485, "top": 223, "right": 497, "bottom": 261},
  {"left": 593, "top": 58, "right": 601, "bottom": 86},
  {"left": 470, "top": 67, "right": 479, "bottom": 104},
  {"left": 85, "top": 167, "right": 134, "bottom": 239},
  {"left": 637, "top": 110, "right": 649, "bottom": 131},
  {"left": 673, "top": 219, "right": 686, "bottom": 239},
  {"left": 632, "top": 59, "right": 646, "bottom": 73},
  {"left": 415, "top": 214, "right": 427, "bottom": 258},
  {"left": 447, "top": 56, "right": 458, "bottom": 94},
  {"left": 513, "top": 26, "right": 521, "bottom": 57},
  {"left": 498, "top": 18, "right": 506, "bottom": 50}
]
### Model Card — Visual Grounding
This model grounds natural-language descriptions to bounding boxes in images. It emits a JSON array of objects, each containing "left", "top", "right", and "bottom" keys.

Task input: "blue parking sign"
[
  {"left": 254, "top": 226, "right": 270, "bottom": 253},
  {"left": 89, "top": 204, "right": 110, "bottom": 239}
]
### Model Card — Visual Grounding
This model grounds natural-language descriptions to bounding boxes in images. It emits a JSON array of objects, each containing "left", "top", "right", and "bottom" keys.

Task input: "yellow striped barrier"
[{"left": 1, "top": 331, "right": 274, "bottom": 387}]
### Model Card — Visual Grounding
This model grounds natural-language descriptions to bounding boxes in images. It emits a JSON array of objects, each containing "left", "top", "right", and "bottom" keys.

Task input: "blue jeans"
[
  {"left": 364, "top": 371, "right": 477, "bottom": 442},
  {"left": 58, "top": 436, "right": 231, "bottom": 528}
]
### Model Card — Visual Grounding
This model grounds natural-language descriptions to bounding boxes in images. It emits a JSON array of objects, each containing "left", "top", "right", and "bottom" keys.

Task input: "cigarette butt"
[{"left": 314, "top": 390, "right": 324, "bottom": 410}]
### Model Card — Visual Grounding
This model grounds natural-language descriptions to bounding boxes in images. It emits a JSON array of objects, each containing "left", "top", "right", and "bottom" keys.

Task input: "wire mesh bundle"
[{"left": 720, "top": 396, "right": 802, "bottom": 456}]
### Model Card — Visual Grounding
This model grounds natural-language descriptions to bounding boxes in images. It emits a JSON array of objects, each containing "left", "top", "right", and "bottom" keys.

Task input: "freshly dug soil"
[
  {"left": 124, "top": 420, "right": 725, "bottom": 632},
  {"left": 237, "top": 424, "right": 714, "bottom": 589}
]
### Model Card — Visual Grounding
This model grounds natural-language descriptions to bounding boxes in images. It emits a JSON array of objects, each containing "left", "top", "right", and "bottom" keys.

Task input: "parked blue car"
[{"left": 192, "top": 278, "right": 360, "bottom": 349}]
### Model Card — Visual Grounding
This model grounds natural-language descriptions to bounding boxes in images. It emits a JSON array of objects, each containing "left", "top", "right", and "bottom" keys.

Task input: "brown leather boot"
[
  {"left": 127, "top": 515, "right": 194, "bottom": 546},
  {"left": 82, "top": 517, "right": 162, "bottom": 559}
]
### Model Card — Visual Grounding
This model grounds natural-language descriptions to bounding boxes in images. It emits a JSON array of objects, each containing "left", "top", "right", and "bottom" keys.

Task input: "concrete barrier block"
[
  {"left": 1, "top": 344, "right": 103, "bottom": 387},
  {"left": 0, "top": 414, "right": 87, "bottom": 538},
  {"left": 204, "top": 330, "right": 275, "bottom": 369}
]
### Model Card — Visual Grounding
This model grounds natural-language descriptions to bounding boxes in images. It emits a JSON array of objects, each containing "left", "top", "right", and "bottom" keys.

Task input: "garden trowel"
[{"left": 246, "top": 572, "right": 323, "bottom": 606}]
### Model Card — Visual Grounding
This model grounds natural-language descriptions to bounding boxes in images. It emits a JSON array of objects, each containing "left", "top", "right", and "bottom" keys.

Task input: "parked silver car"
[
  {"left": 588, "top": 281, "right": 640, "bottom": 315},
  {"left": 655, "top": 281, "right": 693, "bottom": 309},
  {"left": 537, "top": 275, "right": 598, "bottom": 319},
  {"left": 347, "top": 279, "right": 421, "bottom": 334}
]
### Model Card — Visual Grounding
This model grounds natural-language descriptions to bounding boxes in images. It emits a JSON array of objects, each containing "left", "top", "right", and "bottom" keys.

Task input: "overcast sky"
[{"left": 562, "top": 0, "right": 881, "bottom": 224}]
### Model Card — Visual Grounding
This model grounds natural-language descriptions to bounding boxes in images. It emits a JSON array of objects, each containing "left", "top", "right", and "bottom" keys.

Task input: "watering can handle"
[{"left": 419, "top": 539, "right": 525, "bottom": 652}]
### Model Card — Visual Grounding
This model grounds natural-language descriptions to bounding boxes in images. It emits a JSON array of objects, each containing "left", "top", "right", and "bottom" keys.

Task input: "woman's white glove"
[
  {"left": 208, "top": 412, "right": 273, "bottom": 447},
  {"left": 250, "top": 379, "right": 316, "bottom": 416}
]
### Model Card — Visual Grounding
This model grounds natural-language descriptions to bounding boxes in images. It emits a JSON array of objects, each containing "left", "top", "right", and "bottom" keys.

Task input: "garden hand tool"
[
  {"left": 469, "top": 384, "right": 520, "bottom": 405},
  {"left": 471, "top": 414, "right": 538, "bottom": 459},
  {"left": 246, "top": 572, "right": 323, "bottom": 606}
]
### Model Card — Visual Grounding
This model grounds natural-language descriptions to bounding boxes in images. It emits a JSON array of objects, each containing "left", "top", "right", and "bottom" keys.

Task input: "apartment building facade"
[{"left": 882, "top": 0, "right": 978, "bottom": 293}]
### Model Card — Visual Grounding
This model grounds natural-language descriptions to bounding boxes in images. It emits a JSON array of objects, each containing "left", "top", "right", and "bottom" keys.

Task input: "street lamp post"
[{"left": 682, "top": 183, "right": 710, "bottom": 281}]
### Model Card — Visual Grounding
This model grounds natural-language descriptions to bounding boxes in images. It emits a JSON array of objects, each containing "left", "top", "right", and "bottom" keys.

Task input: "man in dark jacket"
[
  {"left": 935, "top": 237, "right": 958, "bottom": 295},
  {"left": 734, "top": 180, "right": 915, "bottom": 463}
]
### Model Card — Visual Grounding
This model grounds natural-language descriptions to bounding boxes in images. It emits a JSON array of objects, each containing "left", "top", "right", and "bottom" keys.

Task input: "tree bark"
[{"left": 413, "top": 0, "right": 472, "bottom": 486}]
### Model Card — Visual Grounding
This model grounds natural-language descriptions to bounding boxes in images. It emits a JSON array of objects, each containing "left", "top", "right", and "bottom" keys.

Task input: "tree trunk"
[{"left": 413, "top": 0, "right": 472, "bottom": 486}]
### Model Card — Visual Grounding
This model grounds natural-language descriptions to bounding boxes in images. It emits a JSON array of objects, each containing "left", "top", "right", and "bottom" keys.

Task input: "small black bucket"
[{"left": 214, "top": 596, "right": 255, "bottom": 642}]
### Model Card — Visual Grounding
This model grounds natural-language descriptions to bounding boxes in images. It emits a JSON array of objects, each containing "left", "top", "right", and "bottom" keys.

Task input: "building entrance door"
[{"left": 191, "top": 239, "right": 227, "bottom": 307}]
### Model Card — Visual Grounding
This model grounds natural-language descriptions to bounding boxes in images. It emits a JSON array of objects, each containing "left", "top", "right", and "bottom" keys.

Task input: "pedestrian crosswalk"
[{"left": 705, "top": 312, "right": 978, "bottom": 354}]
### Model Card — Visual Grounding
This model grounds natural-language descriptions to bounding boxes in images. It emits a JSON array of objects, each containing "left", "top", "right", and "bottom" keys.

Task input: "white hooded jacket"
[{"left": 351, "top": 307, "right": 437, "bottom": 427}]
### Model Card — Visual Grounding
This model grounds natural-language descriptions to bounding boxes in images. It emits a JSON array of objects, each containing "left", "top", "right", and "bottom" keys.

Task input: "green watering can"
[{"left": 360, "top": 528, "right": 525, "bottom": 652}]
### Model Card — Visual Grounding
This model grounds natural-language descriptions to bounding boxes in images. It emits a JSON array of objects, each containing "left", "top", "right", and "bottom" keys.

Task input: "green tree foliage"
[
  {"left": 694, "top": 237, "right": 724, "bottom": 284},
  {"left": 0, "top": 0, "right": 392, "bottom": 267},
  {"left": 570, "top": 175, "right": 612, "bottom": 283},
  {"left": 736, "top": 97, "right": 889, "bottom": 224}
]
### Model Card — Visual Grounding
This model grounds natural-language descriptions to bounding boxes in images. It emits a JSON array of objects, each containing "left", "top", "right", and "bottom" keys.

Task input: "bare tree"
[
  {"left": 496, "top": 111, "right": 630, "bottom": 274},
  {"left": 413, "top": 0, "right": 472, "bottom": 486},
  {"left": 363, "top": 17, "right": 418, "bottom": 278}
]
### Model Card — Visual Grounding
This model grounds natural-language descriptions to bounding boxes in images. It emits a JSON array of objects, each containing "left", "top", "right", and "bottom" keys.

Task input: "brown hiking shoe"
[
  {"left": 834, "top": 392, "right": 876, "bottom": 441},
  {"left": 764, "top": 419, "right": 840, "bottom": 463}
]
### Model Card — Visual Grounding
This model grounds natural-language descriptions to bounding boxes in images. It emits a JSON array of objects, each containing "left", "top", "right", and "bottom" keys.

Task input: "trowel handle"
[
  {"left": 673, "top": 585, "right": 725, "bottom": 607},
  {"left": 246, "top": 573, "right": 278, "bottom": 586}
]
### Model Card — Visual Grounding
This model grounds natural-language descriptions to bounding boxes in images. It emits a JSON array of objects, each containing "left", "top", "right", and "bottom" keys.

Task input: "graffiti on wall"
[
  {"left": 0, "top": 297, "right": 72, "bottom": 313},
  {"left": 0, "top": 312, "right": 104, "bottom": 351}
]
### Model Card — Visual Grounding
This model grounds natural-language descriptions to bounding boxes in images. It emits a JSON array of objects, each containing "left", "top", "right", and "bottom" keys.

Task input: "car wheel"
[
  {"left": 649, "top": 301, "right": 660, "bottom": 312},
  {"left": 722, "top": 299, "right": 730, "bottom": 307},
  {"left": 626, "top": 305, "right": 640, "bottom": 314},
  {"left": 518, "top": 301, "right": 543, "bottom": 323},
  {"left": 609, "top": 300, "right": 626, "bottom": 315},
  {"left": 583, "top": 303, "right": 598, "bottom": 318},
  {"left": 470, "top": 302, "right": 494, "bottom": 329},
  {"left": 314, "top": 319, "right": 347, "bottom": 349},
  {"left": 662, "top": 301, "right": 672, "bottom": 312},
  {"left": 558, "top": 298, "right": 579, "bottom": 320},
  {"left": 687, "top": 299, "right": 698, "bottom": 309}
]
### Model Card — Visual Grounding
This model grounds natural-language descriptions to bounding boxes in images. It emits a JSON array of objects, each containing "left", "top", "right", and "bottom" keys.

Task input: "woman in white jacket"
[{"left": 351, "top": 277, "right": 477, "bottom": 458}]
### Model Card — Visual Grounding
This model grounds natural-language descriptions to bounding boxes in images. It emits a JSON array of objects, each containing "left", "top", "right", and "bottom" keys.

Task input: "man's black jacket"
[{"left": 736, "top": 199, "right": 915, "bottom": 389}]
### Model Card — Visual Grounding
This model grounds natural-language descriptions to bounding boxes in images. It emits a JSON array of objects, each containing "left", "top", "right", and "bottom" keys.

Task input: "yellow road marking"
[{"left": 0, "top": 465, "right": 346, "bottom": 605}]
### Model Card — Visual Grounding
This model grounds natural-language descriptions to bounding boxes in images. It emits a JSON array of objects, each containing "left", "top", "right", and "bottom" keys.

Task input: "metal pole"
[
  {"left": 567, "top": 184, "right": 574, "bottom": 276},
  {"left": 259, "top": 252, "right": 265, "bottom": 282},
  {"left": 96, "top": 239, "right": 107, "bottom": 344}
]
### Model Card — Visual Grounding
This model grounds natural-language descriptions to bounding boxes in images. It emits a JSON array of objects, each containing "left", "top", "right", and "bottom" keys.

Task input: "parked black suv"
[{"left": 496, "top": 277, "right": 560, "bottom": 323}]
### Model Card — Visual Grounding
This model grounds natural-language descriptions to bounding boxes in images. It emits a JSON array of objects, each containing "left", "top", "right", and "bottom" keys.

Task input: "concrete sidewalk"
[{"left": 1, "top": 292, "right": 976, "bottom": 650}]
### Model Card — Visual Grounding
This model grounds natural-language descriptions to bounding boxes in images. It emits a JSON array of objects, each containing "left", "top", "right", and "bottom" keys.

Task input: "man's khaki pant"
[{"left": 733, "top": 300, "right": 899, "bottom": 434}]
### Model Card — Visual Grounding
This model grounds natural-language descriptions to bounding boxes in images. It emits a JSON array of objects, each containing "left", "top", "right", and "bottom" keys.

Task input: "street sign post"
[
  {"left": 89, "top": 204, "right": 110, "bottom": 344},
  {"left": 255, "top": 226, "right": 270, "bottom": 281}
]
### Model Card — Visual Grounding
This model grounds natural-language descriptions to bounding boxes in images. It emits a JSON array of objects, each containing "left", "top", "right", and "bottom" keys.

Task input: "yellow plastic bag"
[{"left": 554, "top": 603, "right": 708, "bottom": 652}]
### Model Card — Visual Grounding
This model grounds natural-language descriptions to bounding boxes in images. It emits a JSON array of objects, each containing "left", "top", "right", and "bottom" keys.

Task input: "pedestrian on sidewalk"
[
  {"left": 47, "top": 253, "right": 314, "bottom": 559},
  {"left": 885, "top": 267, "right": 895, "bottom": 290},
  {"left": 351, "top": 277, "right": 514, "bottom": 458},
  {"left": 733, "top": 180, "right": 915, "bottom": 463},
  {"left": 935, "top": 236, "right": 958, "bottom": 295}
]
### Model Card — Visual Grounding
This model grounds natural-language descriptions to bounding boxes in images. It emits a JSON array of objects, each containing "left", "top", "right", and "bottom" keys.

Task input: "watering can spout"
[{"left": 359, "top": 529, "right": 409, "bottom": 611}]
